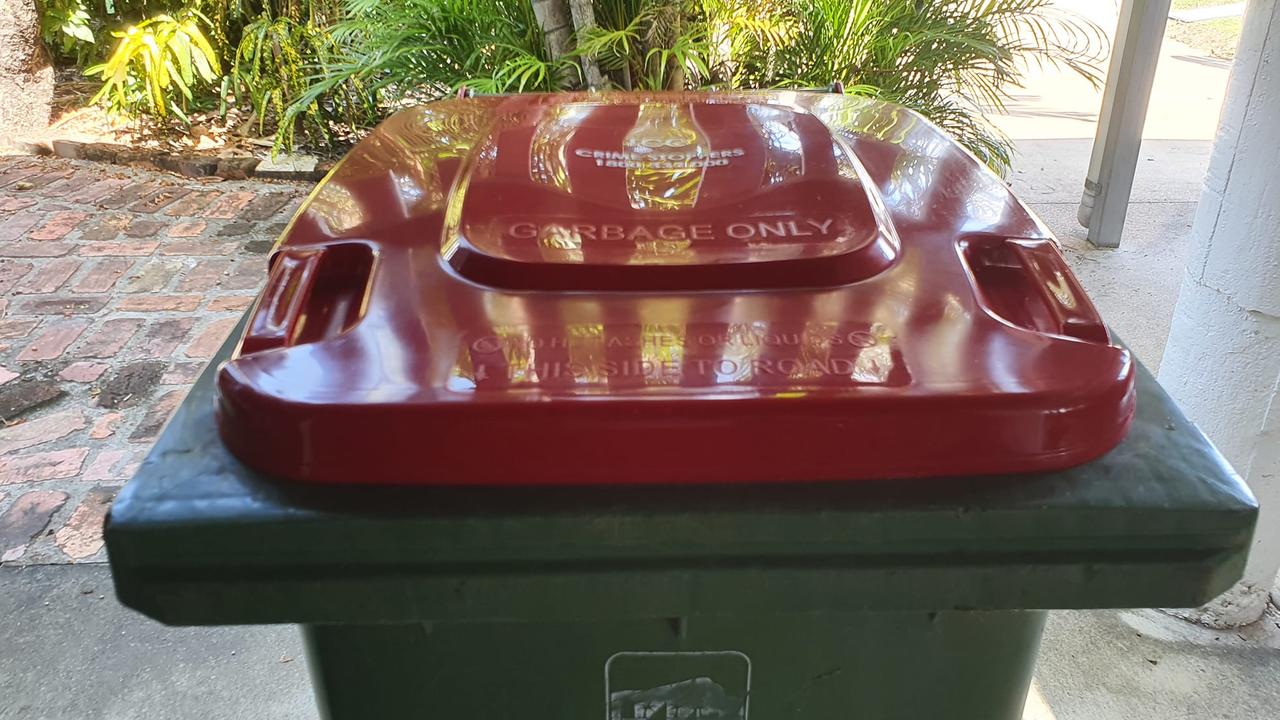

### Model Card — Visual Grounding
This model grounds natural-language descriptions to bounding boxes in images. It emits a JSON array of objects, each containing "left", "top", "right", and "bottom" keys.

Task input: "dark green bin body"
[
  {"left": 305, "top": 612, "right": 1045, "bottom": 719},
  {"left": 105, "top": 320, "right": 1257, "bottom": 719}
]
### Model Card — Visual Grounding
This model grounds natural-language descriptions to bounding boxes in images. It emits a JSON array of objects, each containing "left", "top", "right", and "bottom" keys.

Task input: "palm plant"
[
  {"left": 233, "top": 7, "right": 369, "bottom": 149},
  {"left": 577, "top": 0, "right": 712, "bottom": 90},
  {"left": 274, "top": 0, "right": 577, "bottom": 145},
  {"left": 284, "top": 0, "right": 562, "bottom": 101},
  {"left": 285, "top": 0, "right": 1102, "bottom": 168},
  {"left": 707, "top": 0, "right": 1106, "bottom": 170},
  {"left": 81, "top": 1, "right": 350, "bottom": 129},
  {"left": 78, "top": 0, "right": 1103, "bottom": 166}
]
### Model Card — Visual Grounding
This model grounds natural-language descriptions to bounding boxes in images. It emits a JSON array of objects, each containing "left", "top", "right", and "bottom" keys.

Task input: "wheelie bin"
[{"left": 105, "top": 91, "right": 1257, "bottom": 720}]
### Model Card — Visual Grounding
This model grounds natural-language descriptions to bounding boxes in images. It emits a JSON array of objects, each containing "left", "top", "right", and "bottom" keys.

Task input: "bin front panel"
[{"left": 304, "top": 612, "right": 1045, "bottom": 720}]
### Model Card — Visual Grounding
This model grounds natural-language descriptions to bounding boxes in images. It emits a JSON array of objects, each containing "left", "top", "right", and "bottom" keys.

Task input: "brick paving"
[{"left": 0, "top": 156, "right": 309, "bottom": 565}]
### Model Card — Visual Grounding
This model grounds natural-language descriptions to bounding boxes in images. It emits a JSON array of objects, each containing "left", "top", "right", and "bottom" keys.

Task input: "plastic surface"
[
  {"left": 107, "top": 325, "right": 1256, "bottom": 625},
  {"left": 304, "top": 613, "right": 1044, "bottom": 720},
  {"left": 215, "top": 92, "right": 1135, "bottom": 485}
]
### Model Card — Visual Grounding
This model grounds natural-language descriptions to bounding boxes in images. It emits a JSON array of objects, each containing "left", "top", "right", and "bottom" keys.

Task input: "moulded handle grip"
[
  {"left": 240, "top": 250, "right": 323, "bottom": 355},
  {"left": 1007, "top": 240, "right": 1109, "bottom": 343}
]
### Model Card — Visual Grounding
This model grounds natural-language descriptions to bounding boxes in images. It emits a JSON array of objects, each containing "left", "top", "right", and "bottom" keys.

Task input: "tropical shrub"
[
  {"left": 577, "top": 0, "right": 712, "bottom": 90},
  {"left": 278, "top": 0, "right": 1102, "bottom": 169},
  {"left": 281, "top": 0, "right": 560, "bottom": 116},
  {"left": 577, "top": 0, "right": 1105, "bottom": 168},
  {"left": 233, "top": 9, "right": 370, "bottom": 149},
  {"left": 42, "top": 1, "right": 207, "bottom": 65},
  {"left": 62, "top": 0, "right": 1104, "bottom": 168},
  {"left": 87, "top": 10, "right": 223, "bottom": 121},
  {"left": 40, "top": 0, "right": 98, "bottom": 64},
  {"left": 707, "top": 0, "right": 1106, "bottom": 169},
  {"left": 61, "top": 1, "right": 347, "bottom": 141}
]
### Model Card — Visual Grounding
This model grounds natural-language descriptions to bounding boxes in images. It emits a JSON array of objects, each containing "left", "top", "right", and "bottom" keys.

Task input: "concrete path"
[
  {"left": 993, "top": 0, "right": 1231, "bottom": 142},
  {"left": 1029, "top": 607, "right": 1280, "bottom": 720},
  {"left": 0, "top": 565, "right": 315, "bottom": 720}
]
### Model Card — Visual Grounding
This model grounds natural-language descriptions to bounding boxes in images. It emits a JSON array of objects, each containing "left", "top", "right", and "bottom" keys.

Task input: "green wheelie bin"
[{"left": 106, "top": 92, "right": 1257, "bottom": 719}]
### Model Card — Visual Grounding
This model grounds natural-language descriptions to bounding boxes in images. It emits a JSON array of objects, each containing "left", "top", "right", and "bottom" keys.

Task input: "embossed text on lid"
[{"left": 442, "top": 100, "right": 899, "bottom": 291}]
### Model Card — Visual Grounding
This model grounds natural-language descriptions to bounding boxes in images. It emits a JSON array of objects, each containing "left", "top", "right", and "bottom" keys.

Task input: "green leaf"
[
  {"left": 165, "top": 57, "right": 192, "bottom": 101},
  {"left": 65, "top": 24, "right": 94, "bottom": 43},
  {"left": 183, "top": 20, "right": 223, "bottom": 76},
  {"left": 171, "top": 32, "right": 195, "bottom": 86}
]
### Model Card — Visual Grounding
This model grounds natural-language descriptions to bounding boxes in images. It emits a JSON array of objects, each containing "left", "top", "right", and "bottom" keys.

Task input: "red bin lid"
[{"left": 216, "top": 92, "right": 1134, "bottom": 486}]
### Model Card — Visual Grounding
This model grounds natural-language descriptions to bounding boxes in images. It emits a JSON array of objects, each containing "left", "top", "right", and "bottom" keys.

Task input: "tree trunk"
[
  {"left": 709, "top": 20, "right": 735, "bottom": 85},
  {"left": 567, "top": 0, "right": 604, "bottom": 88},
  {"left": 0, "top": 0, "right": 53, "bottom": 148},
  {"left": 668, "top": 63, "right": 685, "bottom": 90},
  {"left": 530, "top": 0, "right": 576, "bottom": 87}
]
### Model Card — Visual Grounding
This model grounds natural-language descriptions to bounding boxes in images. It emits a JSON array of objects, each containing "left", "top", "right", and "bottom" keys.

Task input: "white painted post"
[
  {"left": 1158, "top": 0, "right": 1280, "bottom": 627},
  {"left": 1077, "top": 0, "right": 1173, "bottom": 248}
]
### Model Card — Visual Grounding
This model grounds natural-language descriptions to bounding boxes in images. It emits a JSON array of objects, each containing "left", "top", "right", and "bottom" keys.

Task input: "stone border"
[{"left": 14, "top": 137, "right": 330, "bottom": 182}]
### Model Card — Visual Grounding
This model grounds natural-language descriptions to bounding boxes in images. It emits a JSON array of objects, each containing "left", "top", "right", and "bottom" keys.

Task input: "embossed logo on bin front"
[{"left": 605, "top": 651, "right": 751, "bottom": 720}]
